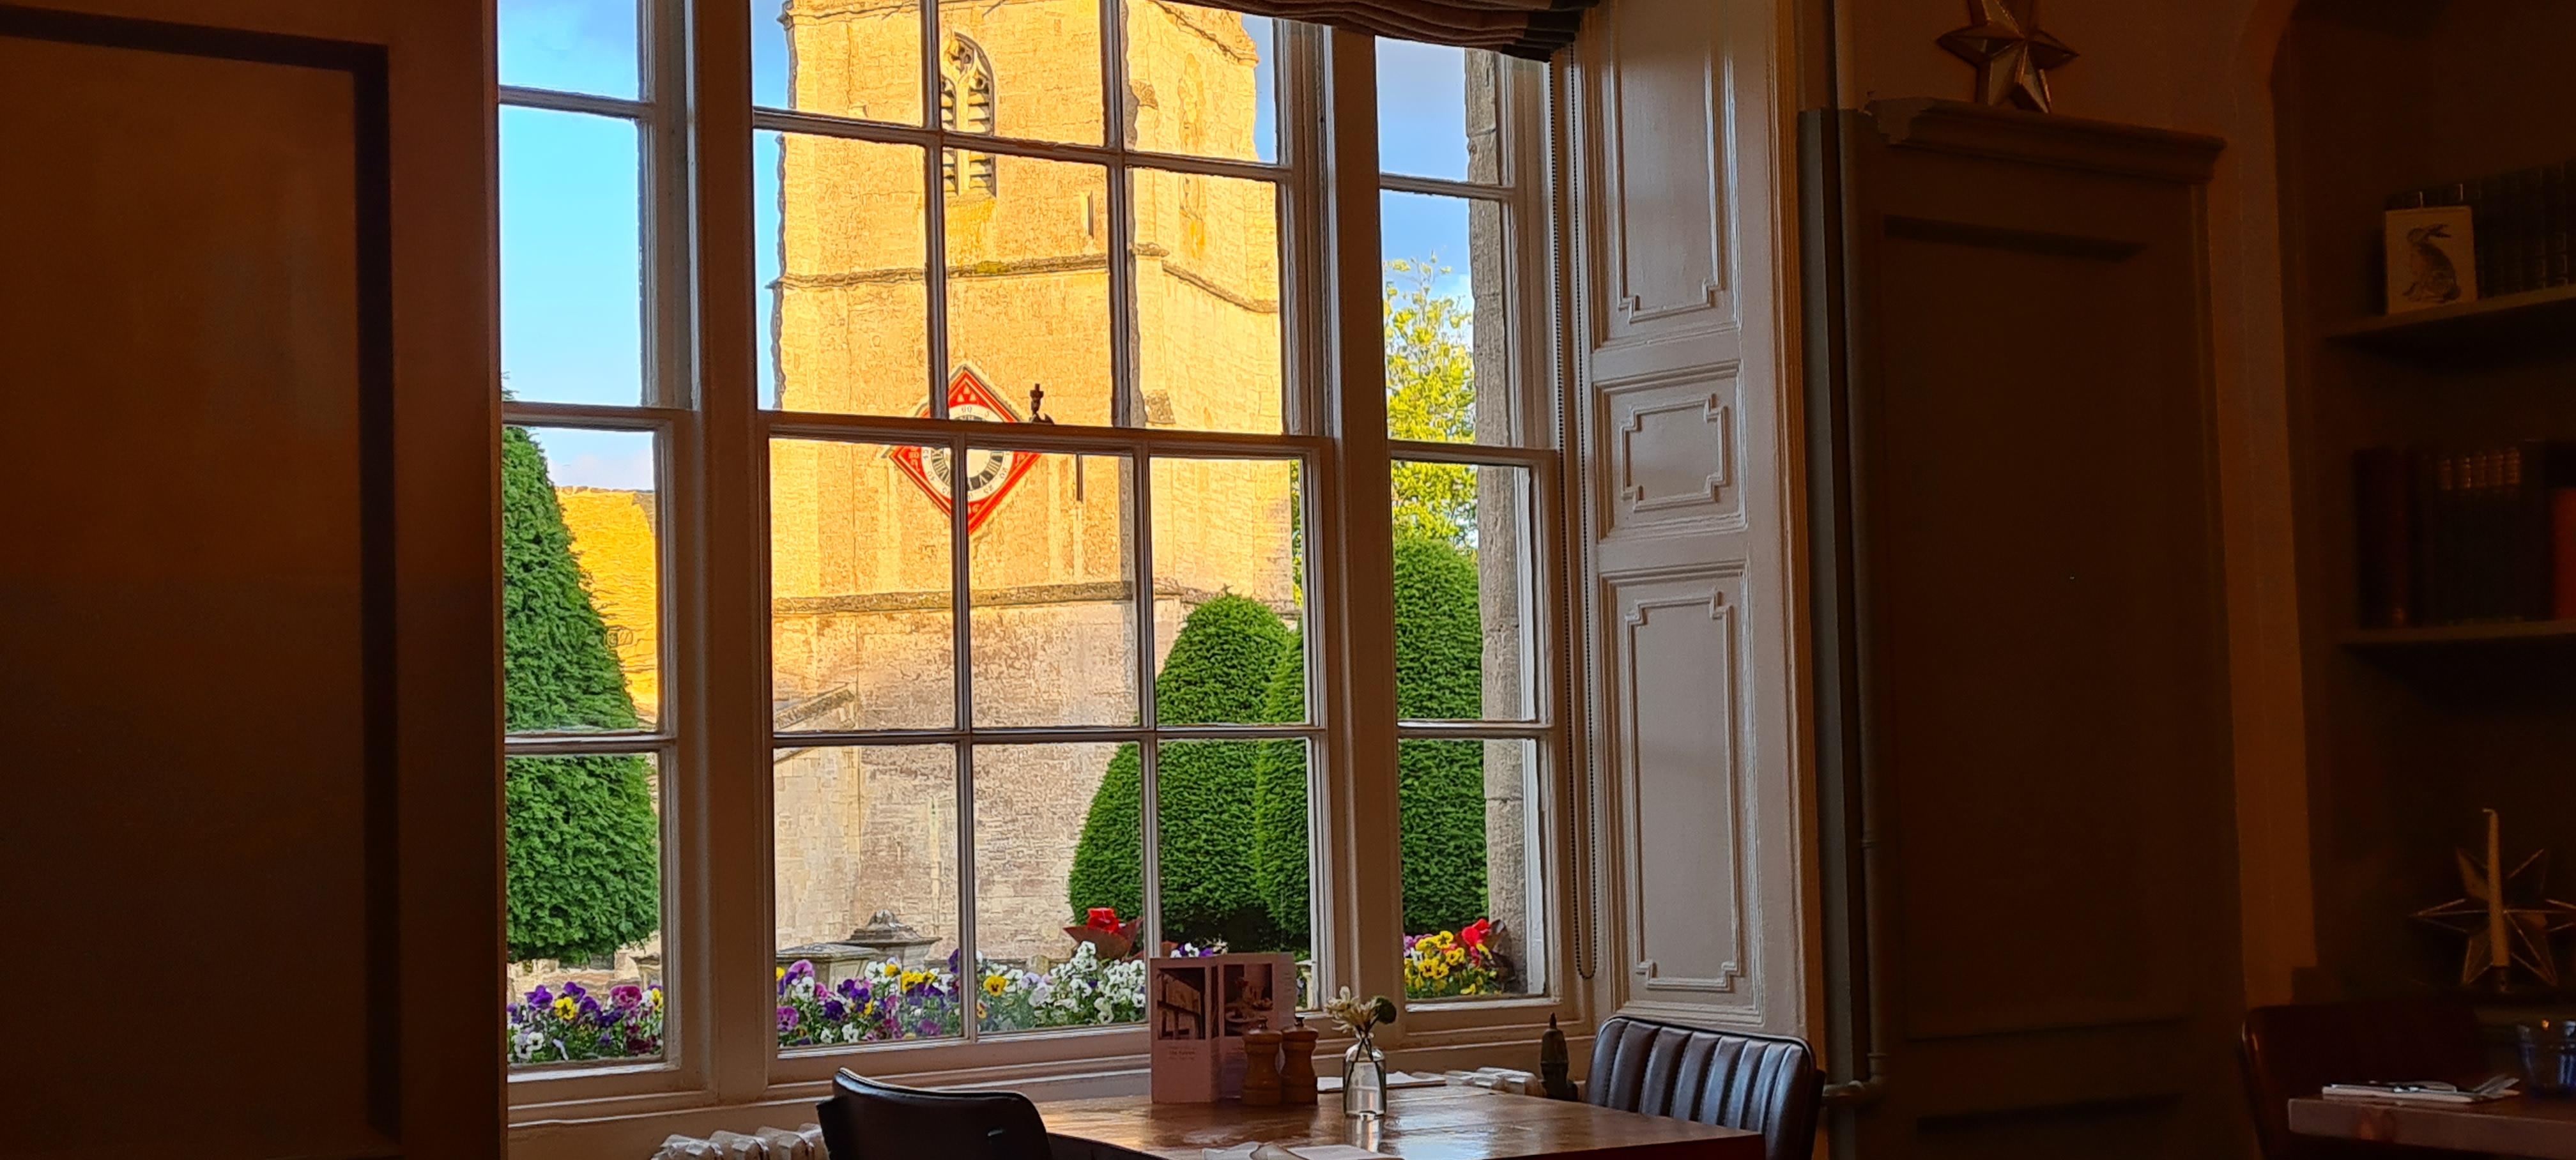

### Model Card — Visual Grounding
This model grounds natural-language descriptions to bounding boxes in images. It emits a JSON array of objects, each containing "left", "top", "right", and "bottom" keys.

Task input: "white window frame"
[{"left": 500, "top": 0, "right": 1581, "bottom": 1129}]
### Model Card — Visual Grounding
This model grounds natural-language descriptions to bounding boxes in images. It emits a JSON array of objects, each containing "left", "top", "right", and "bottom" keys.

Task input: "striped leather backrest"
[{"left": 1586, "top": 1016, "right": 1821, "bottom": 1160}]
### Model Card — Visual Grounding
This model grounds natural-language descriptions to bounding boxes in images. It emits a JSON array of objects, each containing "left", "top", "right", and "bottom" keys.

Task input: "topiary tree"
[
  {"left": 502, "top": 425, "right": 661, "bottom": 964},
  {"left": 1067, "top": 594, "right": 1295, "bottom": 949},
  {"left": 1250, "top": 534, "right": 1491, "bottom": 947},
  {"left": 1250, "top": 637, "right": 1310, "bottom": 945}
]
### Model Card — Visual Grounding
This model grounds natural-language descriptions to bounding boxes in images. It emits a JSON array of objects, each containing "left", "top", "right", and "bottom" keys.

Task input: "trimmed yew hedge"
[
  {"left": 502, "top": 425, "right": 661, "bottom": 965},
  {"left": 1075, "top": 535, "right": 1491, "bottom": 952}
]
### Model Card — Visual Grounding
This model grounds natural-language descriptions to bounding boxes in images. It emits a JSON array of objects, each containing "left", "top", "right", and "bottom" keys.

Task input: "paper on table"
[{"left": 1197, "top": 1145, "right": 1391, "bottom": 1160}]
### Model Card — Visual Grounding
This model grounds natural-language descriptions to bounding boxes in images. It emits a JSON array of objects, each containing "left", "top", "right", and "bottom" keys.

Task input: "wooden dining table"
[
  {"left": 2289, "top": 1094, "right": 2576, "bottom": 1158},
  {"left": 1039, "top": 1085, "right": 1765, "bottom": 1159}
]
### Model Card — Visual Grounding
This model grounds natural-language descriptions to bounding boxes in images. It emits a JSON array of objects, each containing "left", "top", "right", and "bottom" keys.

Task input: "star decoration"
[
  {"left": 1937, "top": 0, "right": 2078, "bottom": 113},
  {"left": 2413, "top": 846, "right": 2576, "bottom": 989}
]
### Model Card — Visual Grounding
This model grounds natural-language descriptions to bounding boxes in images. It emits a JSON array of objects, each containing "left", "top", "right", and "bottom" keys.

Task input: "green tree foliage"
[
  {"left": 502, "top": 425, "right": 661, "bottom": 964},
  {"left": 1067, "top": 595, "right": 1296, "bottom": 948},
  {"left": 1385, "top": 258, "right": 1477, "bottom": 548}
]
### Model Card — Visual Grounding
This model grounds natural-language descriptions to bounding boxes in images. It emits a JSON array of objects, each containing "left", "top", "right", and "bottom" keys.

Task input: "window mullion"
[
  {"left": 1317, "top": 28, "right": 1408, "bottom": 1024},
  {"left": 1133, "top": 438, "right": 1163, "bottom": 951},
  {"left": 949, "top": 430, "right": 979, "bottom": 1043},
  {"left": 680, "top": 0, "right": 771, "bottom": 1106}
]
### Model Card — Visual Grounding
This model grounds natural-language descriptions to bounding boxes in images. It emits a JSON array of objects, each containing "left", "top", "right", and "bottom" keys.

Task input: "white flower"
[{"left": 818, "top": 1026, "right": 838, "bottom": 1044}]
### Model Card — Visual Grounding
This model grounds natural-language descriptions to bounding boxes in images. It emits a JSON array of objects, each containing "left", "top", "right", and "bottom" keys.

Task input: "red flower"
[
  {"left": 1459, "top": 919, "right": 1492, "bottom": 950},
  {"left": 1085, "top": 907, "right": 1129, "bottom": 934}
]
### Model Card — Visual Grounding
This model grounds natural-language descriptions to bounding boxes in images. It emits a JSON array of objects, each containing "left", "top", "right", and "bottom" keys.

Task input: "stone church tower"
[{"left": 764, "top": 0, "right": 1297, "bottom": 965}]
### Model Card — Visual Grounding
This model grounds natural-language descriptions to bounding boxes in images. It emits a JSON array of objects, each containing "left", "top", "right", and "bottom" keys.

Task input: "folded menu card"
[{"left": 2319, "top": 1078, "right": 2517, "bottom": 1104}]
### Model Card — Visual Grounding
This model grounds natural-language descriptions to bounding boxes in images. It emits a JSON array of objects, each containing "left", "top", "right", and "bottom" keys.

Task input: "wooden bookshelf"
[
  {"left": 2327, "top": 283, "right": 2576, "bottom": 358},
  {"left": 2342, "top": 618, "right": 2576, "bottom": 651},
  {"left": 2276, "top": 3, "right": 2576, "bottom": 998}
]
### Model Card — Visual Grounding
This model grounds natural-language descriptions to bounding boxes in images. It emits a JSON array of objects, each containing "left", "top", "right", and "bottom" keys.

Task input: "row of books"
[
  {"left": 2387, "top": 160, "right": 2576, "bottom": 298},
  {"left": 2354, "top": 441, "right": 2576, "bottom": 629}
]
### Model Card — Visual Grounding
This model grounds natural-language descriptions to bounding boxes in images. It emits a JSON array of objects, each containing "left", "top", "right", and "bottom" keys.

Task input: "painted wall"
[{"left": 1823, "top": 0, "right": 2317, "bottom": 1008}]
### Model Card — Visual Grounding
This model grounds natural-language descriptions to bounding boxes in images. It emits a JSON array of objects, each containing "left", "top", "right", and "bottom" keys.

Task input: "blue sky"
[{"left": 501, "top": 0, "right": 1482, "bottom": 488}]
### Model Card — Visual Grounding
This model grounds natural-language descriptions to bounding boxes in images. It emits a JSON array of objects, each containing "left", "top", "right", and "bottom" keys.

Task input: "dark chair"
[
  {"left": 815, "top": 1069, "right": 1055, "bottom": 1160},
  {"left": 1586, "top": 1015, "right": 1822, "bottom": 1160},
  {"left": 2239, "top": 998, "right": 2488, "bottom": 1159}
]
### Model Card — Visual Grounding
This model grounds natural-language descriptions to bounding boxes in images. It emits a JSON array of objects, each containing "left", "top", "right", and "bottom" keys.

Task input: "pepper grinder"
[
  {"left": 1540, "top": 1013, "right": 1577, "bottom": 1101},
  {"left": 1282, "top": 1019, "right": 1321, "bottom": 1104},
  {"left": 1243, "top": 1029, "right": 1285, "bottom": 1106}
]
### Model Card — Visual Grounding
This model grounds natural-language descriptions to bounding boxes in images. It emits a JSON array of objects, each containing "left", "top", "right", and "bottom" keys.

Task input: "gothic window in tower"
[{"left": 940, "top": 34, "right": 998, "bottom": 195}]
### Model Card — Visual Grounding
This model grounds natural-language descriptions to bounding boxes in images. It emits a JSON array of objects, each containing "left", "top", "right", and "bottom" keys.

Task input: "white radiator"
[{"left": 651, "top": 1124, "right": 827, "bottom": 1159}]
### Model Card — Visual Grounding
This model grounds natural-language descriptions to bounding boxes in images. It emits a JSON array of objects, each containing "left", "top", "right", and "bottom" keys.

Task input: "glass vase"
[{"left": 1342, "top": 1032, "right": 1388, "bottom": 1119}]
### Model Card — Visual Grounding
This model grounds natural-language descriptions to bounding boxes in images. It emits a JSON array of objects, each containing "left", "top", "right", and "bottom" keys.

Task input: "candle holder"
[{"left": 2410, "top": 809, "right": 2576, "bottom": 991}]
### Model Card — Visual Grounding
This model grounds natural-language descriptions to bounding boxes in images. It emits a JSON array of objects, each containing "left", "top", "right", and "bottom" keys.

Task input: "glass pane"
[
  {"left": 1157, "top": 740, "right": 1312, "bottom": 965},
  {"left": 1376, "top": 40, "right": 1501, "bottom": 182},
  {"left": 1397, "top": 738, "right": 1540, "bottom": 999},
  {"left": 505, "top": 427, "right": 661, "bottom": 732},
  {"left": 979, "top": 742, "right": 1147, "bottom": 1032},
  {"left": 504, "top": 752, "right": 665, "bottom": 1064},
  {"left": 500, "top": 108, "right": 644, "bottom": 407},
  {"left": 942, "top": 0, "right": 1103, "bottom": 146},
  {"left": 947, "top": 156, "right": 1114, "bottom": 426},
  {"left": 1147, "top": 457, "right": 1304, "bottom": 725},
  {"left": 770, "top": 438, "right": 957, "bottom": 732},
  {"left": 1133, "top": 170, "right": 1284, "bottom": 433},
  {"left": 1390, "top": 461, "right": 1532, "bottom": 722},
  {"left": 1382, "top": 192, "right": 1514, "bottom": 445},
  {"left": 500, "top": 0, "right": 640, "bottom": 98},
  {"left": 969, "top": 450, "right": 1137, "bottom": 727},
  {"left": 758, "top": 0, "right": 926, "bottom": 125},
  {"left": 1124, "top": 1, "right": 1275, "bottom": 164},
  {"left": 759, "top": 132, "right": 932, "bottom": 415},
  {"left": 774, "top": 744, "right": 963, "bottom": 1046}
]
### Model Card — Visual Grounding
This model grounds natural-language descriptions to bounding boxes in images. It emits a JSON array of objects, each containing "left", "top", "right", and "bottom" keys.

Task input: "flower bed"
[
  {"left": 506, "top": 919, "right": 1508, "bottom": 1062},
  {"left": 774, "top": 942, "right": 1149, "bottom": 1046},
  {"left": 1402, "top": 919, "right": 1508, "bottom": 999},
  {"left": 507, "top": 981, "right": 663, "bottom": 1064}
]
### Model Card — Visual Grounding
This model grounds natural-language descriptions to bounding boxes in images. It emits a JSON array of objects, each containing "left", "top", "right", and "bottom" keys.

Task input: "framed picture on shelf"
[{"left": 2385, "top": 204, "right": 2479, "bottom": 314}]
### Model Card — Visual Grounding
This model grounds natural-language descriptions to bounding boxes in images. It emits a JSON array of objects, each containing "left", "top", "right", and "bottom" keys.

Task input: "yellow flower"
[
  {"left": 1444, "top": 947, "right": 1465, "bottom": 965},
  {"left": 900, "top": 970, "right": 929, "bottom": 988},
  {"left": 776, "top": 966, "right": 787, "bottom": 982},
  {"left": 983, "top": 975, "right": 1009, "bottom": 996},
  {"left": 651, "top": 989, "right": 664, "bottom": 1010},
  {"left": 552, "top": 996, "right": 579, "bottom": 1019}
]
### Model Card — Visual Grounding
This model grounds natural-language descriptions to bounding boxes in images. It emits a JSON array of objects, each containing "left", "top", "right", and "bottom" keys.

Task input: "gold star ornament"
[
  {"left": 1937, "top": 0, "right": 2078, "bottom": 113},
  {"left": 2411, "top": 813, "right": 2576, "bottom": 989}
]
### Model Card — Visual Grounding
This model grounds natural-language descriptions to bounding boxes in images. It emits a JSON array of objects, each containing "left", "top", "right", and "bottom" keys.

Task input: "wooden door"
[
  {"left": 0, "top": 3, "right": 495, "bottom": 1157},
  {"left": 1807, "top": 100, "right": 2246, "bottom": 1159}
]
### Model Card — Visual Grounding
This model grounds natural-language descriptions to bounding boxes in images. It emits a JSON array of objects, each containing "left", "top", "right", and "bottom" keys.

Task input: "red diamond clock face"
[{"left": 886, "top": 367, "right": 1041, "bottom": 535}]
